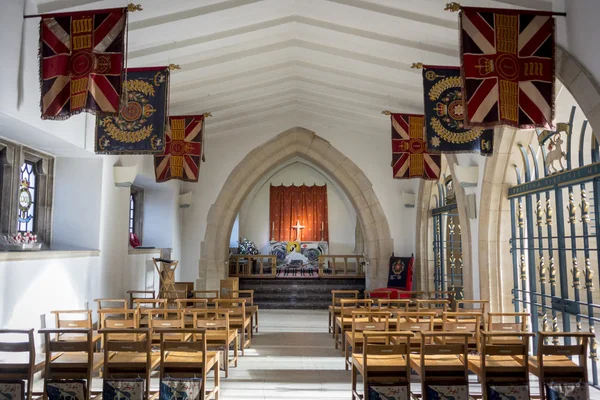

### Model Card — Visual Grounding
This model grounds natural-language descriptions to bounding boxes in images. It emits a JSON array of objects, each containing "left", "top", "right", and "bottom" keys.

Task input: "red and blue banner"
[
  {"left": 96, "top": 67, "right": 169, "bottom": 154},
  {"left": 460, "top": 7, "right": 555, "bottom": 129},
  {"left": 154, "top": 115, "right": 205, "bottom": 182},
  {"left": 40, "top": 7, "right": 127, "bottom": 120}
]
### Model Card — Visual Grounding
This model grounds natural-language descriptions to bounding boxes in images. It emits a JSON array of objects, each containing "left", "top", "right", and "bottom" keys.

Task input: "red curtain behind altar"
[{"left": 270, "top": 184, "right": 329, "bottom": 242}]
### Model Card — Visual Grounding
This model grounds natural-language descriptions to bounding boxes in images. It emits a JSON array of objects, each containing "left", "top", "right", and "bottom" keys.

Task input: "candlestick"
[{"left": 271, "top": 222, "right": 275, "bottom": 242}]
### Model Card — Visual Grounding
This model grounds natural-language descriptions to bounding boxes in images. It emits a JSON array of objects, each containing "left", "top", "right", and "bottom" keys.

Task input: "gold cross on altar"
[{"left": 291, "top": 219, "right": 305, "bottom": 241}]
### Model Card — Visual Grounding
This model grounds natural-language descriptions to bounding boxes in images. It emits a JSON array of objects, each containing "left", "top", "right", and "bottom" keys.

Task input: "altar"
[{"left": 269, "top": 241, "right": 329, "bottom": 276}]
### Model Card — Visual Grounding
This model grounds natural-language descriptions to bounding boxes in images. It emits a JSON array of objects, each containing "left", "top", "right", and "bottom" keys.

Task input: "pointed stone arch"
[{"left": 198, "top": 127, "right": 393, "bottom": 290}]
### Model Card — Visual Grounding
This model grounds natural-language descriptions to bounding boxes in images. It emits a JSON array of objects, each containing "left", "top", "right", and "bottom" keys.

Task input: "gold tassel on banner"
[
  {"left": 381, "top": 110, "right": 392, "bottom": 116},
  {"left": 445, "top": 2, "right": 461, "bottom": 12},
  {"left": 203, "top": 112, "right": 213, "bottom": 118},
  {"left": 127, "top": 3, "right": 143, "bottom": 11},
  {"left": 169, "top": 64, "right": 181, "bottom": 71},
  {"left": 411, "top": 62, "right": 424, "bottom": 69}
]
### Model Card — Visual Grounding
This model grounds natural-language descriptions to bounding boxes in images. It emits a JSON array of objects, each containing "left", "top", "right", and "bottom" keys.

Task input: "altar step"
[{"left": 239, "top": 277, "right": 365, "bottom": 309}]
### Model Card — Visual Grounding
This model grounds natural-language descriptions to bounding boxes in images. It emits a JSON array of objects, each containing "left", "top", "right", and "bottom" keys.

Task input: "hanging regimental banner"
[
  {"left": 460, "top": 7, "right": 555, "bottom": 129},
  {"left": 95, "top": 67, "right": 169, "bottom": 154},
  {"left": 422, "top": 65, "right": 494, "bottom": 156},
  {"left": 391, "top": 113, "right": 441, "bottom": 180},
  {"left": 154, "top": 115, "right": 205, "bottom": 182},
  {"left": 40, "top": 7, "right": 128, "bottom": 120}
]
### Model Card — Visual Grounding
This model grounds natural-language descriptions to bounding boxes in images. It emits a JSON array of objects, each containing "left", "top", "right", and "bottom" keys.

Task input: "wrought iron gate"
[
  {"left": 509, "top": 106, "right": 600, "bottom": 386},
  {"left": 432, "top": 178, "right": 464, "bottom": 299}
]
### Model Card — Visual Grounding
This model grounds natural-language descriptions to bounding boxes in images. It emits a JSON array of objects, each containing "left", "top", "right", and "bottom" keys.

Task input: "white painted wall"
[{"left": 238, "top": 160, "right": 356, "bottom": 255}]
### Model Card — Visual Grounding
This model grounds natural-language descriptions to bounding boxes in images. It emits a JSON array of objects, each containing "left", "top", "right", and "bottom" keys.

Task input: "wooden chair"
[
  {"left": 134, "top": 298, "right": 168, "bottom": 326},
  {"left": 394, "top": 312, "right": 436, "bottom": 351},
  {"left": 193, "top": 290, "right": 220, "bottom": 304},
  {"left": 410, "top": 331, "right": 472, "bottom": 400},
  {"left": 194, "top": 310, "right": 239, "bottom": 378},
  {"left": 415, "top": 299, "right": 450, "bottom": 328},
  {"left": 127, "top": 290, "right": 155, "bottom": 308},
  {"left": 97, "top": 309, "right": 143, "bottom": 350},
  {"left": 526, "top": 331, "right": 595, "bottom": 400},
  {"left": 335, "top": 299, "right": 373, "bottom": 351},
  {"left": 40, "top": 328, "right": 104, "bottom": 400},
  {"left": 329, "top": 290, "right": 359, "bottom": 335},
  {"left": 365, "top": 289, "right": 392, "bottom": 300},
  {"left": 376, "top": 299, "right": 411, "bottom": 327},
  {"left": 454, "top": 299, "right": 489, "bottom": 326},
  {"left": 344, "top": 311, "right": 391, "bottom": 370},
  {"left": 50, "top": 310, "right": 101, "bottom": 347},
  {"left": 0, "top": 329, "right": 38, "bottom": 400},
  {"left": 466, "top": 331, "right": 535, "bottom": 400},
  {"left": 158, "top": 328, "right": 220, "bottom": 400},
  {"left": 94, "top": 298, "right": 128, "bottom": 311},
  {"left": 486, "top": 312, "right": 529, "bottom": 345},
  {"left": 351, "top": 331, "right": 414, "bottom": 400},
  {"left": 231, "top": 289, "right": 259, "bottom": 333},
  {"left": 214, "top": 299, "right": 252, "bottom": 354},
  {"left": 101, "top": 328, "right": 159, "bottom": 400},
  {"left": 145, "top": 309, "right": 191, "bottom": 343},
  {"left": 440, "top": 312, "right": 482, "bottom": 352},
  {"left": 175, "top": 299, "right": 208, "bottom": 327}
]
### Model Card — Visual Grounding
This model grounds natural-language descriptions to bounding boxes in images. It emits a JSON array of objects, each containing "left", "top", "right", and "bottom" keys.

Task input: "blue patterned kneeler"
[
  {"left": 488, "top": 385, "right": 529, "bottom": 400},
  {"left": 46, "top": 380, "right": 86, "bottom": 400},
  {"left": 368, "top": 385, "right": 408, "bottom": 400},
  {"left": 426, "top": 385, "right": 468, "bottom": 400},
  {"left": 160, "top": 378, "right": 202, "bottom": 400},
  {"left": 0, "top": 380, "right": 25, "bottom": 400},
  {"left": 103, "top": 379, "right": 145, "bottom": 400},
  {"left": 545, "top": 382, "right": 589, "bottom": 399}
]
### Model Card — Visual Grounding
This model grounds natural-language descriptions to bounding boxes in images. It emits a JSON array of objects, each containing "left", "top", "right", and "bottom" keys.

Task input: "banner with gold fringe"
[
  {"left": 458, "top": 6, "right": 555, "bottom": 129},
  {"left": 95, "top": 66, "right": 169, "bottom": 154},
  {"left": 39, "top": 7, "right": 128, "bottom": 120},
  {"left": 390, "top": 113, "right": 441, "bottom": 180},
  {"left": 422, "top": 65, "right": 494, "bottom": 156},
  {"left": 154, "top": 115, "right": 205, "bottom": 182}
]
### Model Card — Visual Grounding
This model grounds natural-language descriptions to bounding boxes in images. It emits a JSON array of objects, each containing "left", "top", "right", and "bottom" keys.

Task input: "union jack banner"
[
  {"left": 154, "top": 115, "right": 205, "bottom": 183},
  {"left": 391, "top": 113, "right": 441, "bottom": 180},
  {"left": 460, "top": 7, "right": 555, "bottom": 129},
  {"left": 40, "top": 7, "right": 127, "bottom": 120}
]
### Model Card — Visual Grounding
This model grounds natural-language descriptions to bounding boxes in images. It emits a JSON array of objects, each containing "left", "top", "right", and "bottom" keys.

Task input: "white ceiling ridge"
[
  {"left": 325, "top": 0, "right": 458, "bottom": 30},
  {"left": 172, "top": 88, "right": 298, "bottom": 115},
  {"left": 170, "top": 73, "right": 414, "bottom": 107},
  {"left": 206, "top": 103, "right": 298, "bottom": 130},
  {"left": 127, "top": 14, "right": 456, "bottom": 60},
  {"left": 202, "top": 98, "right": 298, "bottom": 122},
  {"left": 294, "top": 102, "right": 389, "bottom": 129},
  {"left": 293, "top": 92, "right": 401, "bottom": 117},
  {"left": 203, "top": 113, "right": 299, "bottom": 139},
  {"left": 169, "top": 60, "right": 420, "bottom": 94},
  {"left": 128, "top": 0, "right": 265, "bottom": 31},
  {"left": 294, "top": 109, "right": 389, "bottom": 136},
  {"left": 161, "top": 38, "right": 416, "bottom": 74}
]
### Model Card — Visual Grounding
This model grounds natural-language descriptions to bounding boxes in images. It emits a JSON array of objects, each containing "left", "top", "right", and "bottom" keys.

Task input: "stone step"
[{"left": 239, "top": 277, "right": 365, "bottom": 309}]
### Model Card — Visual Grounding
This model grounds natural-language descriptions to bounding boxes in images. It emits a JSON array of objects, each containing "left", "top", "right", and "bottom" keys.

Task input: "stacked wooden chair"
[
  {"left": 351, "top": 331, "right": 414, "bottom": 400},
  {"left": 50, "top": 310, "right": 101, "bottom": 348},
  {"left": 329, "top": 289, "right": 359, "bottom": 335},
  {"left": 194, "top": 310, "right": 239, "bottom": 378},
  {"left": 334, "top": 298, "right": 373, "bottom": 351},
  {"left": 100, "top": 327, "right": 158, "bottom": 399},
  {"left": 344, "top": 311, "right": 391, "bottom": 370},
  {"left": 40, "top": 328, "right": 104, "bottom": 400},
  {"left": 214, "top": 298, "right": 252, "bottom": 354},
  {"left": 158, "top": 328, "right": 221, "bottom": 400},
  {"left": 231, "top": 289, "right": 259, "bottom": 333},
  {"left": 0, "top": 329, "right": 41, "bottom": 400}
]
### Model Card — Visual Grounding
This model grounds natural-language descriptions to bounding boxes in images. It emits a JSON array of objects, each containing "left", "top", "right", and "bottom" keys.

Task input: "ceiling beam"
[
  {"left": 326, "top": 0, "right": 457, "bottom": 30},
  {"left": 36, "top": 0, "right": 101, "bottom": 14},
  {"left": 129, "top": 0, "right": 265, "bottom": 30}
]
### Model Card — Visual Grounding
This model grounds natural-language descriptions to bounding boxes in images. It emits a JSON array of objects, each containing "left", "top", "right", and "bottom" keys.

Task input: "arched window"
[{"left": 17, "top": 161, "right": 37, "bottom": 233}]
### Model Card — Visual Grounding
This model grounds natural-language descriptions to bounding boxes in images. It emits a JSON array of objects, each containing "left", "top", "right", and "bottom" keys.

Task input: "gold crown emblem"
[{"left": 475, "top": 57, "right": 495, "bottom": 76}]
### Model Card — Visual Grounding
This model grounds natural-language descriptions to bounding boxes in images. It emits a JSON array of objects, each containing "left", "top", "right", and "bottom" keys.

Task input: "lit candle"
[
  {"left": 321, "top": 222, "right": 324, "bottom": 230},
  {"left": 272, "top": 222, "right": 275, "bottom": 230}
]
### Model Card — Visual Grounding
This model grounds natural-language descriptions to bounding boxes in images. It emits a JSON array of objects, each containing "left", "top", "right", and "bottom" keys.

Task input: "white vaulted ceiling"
[{"left": 33, "top": 0, "right": 558, "bottom": 136}]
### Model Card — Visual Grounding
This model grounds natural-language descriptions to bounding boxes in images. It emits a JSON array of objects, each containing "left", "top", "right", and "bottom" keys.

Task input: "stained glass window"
[
  {"left": 17, "top": 161, "right": 37, "bottom": 232},
  {"left": 129, "top": 193, "right": 135, "bottom": 233}
]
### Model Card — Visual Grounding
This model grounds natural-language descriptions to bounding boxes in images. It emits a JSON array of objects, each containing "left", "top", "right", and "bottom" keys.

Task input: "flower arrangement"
[
  {"left": 238, "top": 238, "right": 259, "bottom": 255},
  {"left": 1, "top": 231, "right": 42, "bottom": 251},
  {"left": 6, "top": 231, "right": 38, "bottom": 244}
]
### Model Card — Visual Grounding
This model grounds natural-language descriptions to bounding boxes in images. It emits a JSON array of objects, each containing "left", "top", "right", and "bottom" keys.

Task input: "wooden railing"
[
  {"left": 318, "top": 255, "right": 365, "bottom": 278},
  {"left": 229, "top": 254, "right": 276, "bottom": 277}
]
